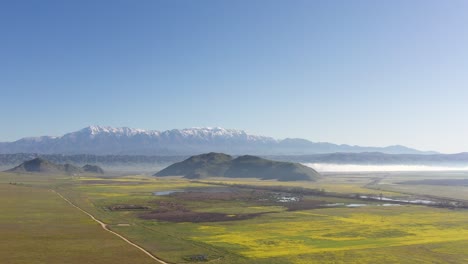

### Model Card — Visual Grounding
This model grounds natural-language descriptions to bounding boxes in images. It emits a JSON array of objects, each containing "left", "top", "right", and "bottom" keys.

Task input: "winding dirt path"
[{"left": 52, "top": 190, "right": 169, "bottom": 264}]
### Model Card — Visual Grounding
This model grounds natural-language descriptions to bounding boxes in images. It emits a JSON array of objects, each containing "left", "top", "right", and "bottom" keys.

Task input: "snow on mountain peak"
[
  {"left": 74, "top": 126, "right": 273, "bottom": 142},
  {"left": 18, "top": 136, "right": 58, "bottom": 142},
  {"left": 0, "top": 126, "right": 432, "bottom": 155},
  {"left": 180, "top": 127, "right": 246, "bottom": 136},
  {"left": 76, "top": 126, "right": 148, "bottom": 137}
]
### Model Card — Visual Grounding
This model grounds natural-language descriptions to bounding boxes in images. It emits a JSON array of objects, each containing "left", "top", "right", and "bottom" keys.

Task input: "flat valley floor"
[{"left": 1, "top": 171, "right": 468, "bottom": 263}]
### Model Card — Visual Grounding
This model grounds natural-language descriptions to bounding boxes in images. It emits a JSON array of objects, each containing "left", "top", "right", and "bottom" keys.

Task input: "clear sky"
[{"left": 1, "top": 0, "right": 468, "bottom": 153}]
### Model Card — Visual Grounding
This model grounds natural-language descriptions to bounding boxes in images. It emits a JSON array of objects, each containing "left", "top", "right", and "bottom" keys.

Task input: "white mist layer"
[{"left": 304, "top": 163, "right": 468, "bottom": 172}]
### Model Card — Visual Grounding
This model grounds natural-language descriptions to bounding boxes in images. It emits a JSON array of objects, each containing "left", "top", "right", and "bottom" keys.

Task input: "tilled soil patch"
[{"left": 140, "top": 201, "right": 269, "bottom": 223}]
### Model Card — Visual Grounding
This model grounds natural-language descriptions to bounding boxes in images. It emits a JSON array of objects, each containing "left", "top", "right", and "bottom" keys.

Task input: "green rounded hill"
[
  {"left": 154, "top": 152, "right": 320, "bottom": 181},
  {"left": 5, "top": 158, "right": 104, "bottom": 175},
  {"left": 82, "top": 164, "right": 105, "bottom": 174}
]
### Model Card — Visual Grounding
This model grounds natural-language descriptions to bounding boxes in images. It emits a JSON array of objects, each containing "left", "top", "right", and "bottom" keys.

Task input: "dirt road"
[{"left": 52, "top": 190, "right": 169, "bottom": 264}]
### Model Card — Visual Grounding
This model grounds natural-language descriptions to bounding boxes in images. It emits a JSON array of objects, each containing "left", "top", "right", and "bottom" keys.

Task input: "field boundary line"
[{"left": 51, "top": 190, "right": 170, "bottom": 264}]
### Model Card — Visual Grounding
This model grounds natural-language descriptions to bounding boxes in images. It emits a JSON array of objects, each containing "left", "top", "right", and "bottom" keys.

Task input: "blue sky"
[{"left": 1, "top": 0, "right": 468, "bottom": 153}]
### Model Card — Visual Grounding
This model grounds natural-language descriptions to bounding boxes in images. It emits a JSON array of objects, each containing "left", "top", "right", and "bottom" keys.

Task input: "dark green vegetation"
[
  {"left": 225, "top": 155, "right": 320, "bottom": 181},
  {"left": 6, "top": 157, "right": 104, "bottom": 175},
  {"left": 6, "top": 157, "right": 82, "bottom": 174},
  {"left": 156, "top": 152, "right": 232, "bottom": 179},
  {"left": 155, "top": 152, "right": 321, "bottom": 181},
  {"left": 82, "top": 164, "right": 105, "bottom": 174}
]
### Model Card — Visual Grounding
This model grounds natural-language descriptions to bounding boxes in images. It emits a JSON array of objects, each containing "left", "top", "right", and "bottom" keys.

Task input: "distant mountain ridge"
[
  {"left": 0, "top": 126, "right": 436, "bottom": 155},
  {"left": 155, "top": 152, "right": 321, "bottom": 181}
]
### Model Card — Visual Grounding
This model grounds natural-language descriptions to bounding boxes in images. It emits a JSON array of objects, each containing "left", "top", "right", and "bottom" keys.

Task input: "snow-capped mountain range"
[{"left": 0, "top": 126, "right": 435, "bottom": 155}]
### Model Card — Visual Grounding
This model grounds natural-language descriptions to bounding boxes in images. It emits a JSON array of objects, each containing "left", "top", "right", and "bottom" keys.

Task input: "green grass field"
[
  {"left": 2, "top": 172, "right": 468, "bottom": 263},
  {"left": 0, "top": 175, "right": 155, "bottom": 264}
]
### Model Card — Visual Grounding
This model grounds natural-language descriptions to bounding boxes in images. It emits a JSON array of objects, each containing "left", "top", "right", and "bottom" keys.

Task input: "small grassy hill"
[
  {"left": 6, "top": 157, "right": 104, "bottom": 175},
  {"left": 154, "top": 152, "right": 232, "bottom": 178},
  {"left": 82, "top": 164, "right": 105, "bottom": 174}
]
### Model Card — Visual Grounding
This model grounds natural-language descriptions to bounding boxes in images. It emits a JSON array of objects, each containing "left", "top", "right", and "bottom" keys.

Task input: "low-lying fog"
[{"left": 304, "top": 163, "right": 468, "bottom": 172}]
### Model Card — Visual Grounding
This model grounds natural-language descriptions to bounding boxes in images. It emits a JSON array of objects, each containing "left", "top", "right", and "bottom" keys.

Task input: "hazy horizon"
[{"left": 307, "top": 163, "right": 468, "bottom": 173}]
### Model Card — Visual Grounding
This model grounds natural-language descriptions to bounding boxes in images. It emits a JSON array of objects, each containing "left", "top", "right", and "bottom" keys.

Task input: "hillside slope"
[
  {"left": 5, "top": 158, "right": 104, "bottom": 175},
  {"left": 155, "top": 153, "right": 320, "bottom": 181}
]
